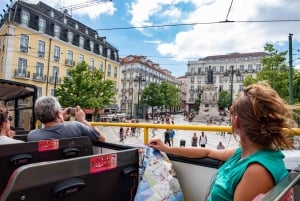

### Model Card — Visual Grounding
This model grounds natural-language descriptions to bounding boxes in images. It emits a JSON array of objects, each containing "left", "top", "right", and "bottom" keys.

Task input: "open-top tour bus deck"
[{"left": 1, "top": 79, "right": 300, "bottom": 201}]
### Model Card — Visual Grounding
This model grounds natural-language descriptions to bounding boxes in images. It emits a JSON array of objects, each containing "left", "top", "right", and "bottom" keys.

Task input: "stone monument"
[{"left": 194, "top": 67, "right": 220, "bottom": 122}]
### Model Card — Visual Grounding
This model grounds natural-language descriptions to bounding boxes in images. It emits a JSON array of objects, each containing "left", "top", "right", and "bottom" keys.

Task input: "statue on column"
[{"left": 207, "top": 66, "right": 213, "bottom": 84}]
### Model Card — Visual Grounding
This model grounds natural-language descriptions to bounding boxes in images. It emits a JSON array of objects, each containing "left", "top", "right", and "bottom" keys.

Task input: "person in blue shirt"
[
  {"left": 28, "top": 96, "right": 105, "bottom": 143},
  {"left": 168, "top": 129, "right": 175, "bottom": 146},
  {"left": 149, "top": 82, "right": 296, "bottom": 201}
]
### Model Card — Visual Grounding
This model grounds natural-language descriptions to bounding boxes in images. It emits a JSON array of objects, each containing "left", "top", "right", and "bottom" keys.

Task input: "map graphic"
[{"left": 134, "top": 147, "right": 184, "bottom": 201}]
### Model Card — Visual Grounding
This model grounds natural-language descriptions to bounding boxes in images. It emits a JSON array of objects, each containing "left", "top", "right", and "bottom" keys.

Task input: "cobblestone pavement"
[{"left": 98, "top": 114, "right": 240, "bottom": 149}]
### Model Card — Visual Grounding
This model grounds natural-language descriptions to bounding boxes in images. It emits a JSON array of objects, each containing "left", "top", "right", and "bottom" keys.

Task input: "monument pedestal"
[{"left": 194, "top": 85, "right": 219, "bottom": 123}]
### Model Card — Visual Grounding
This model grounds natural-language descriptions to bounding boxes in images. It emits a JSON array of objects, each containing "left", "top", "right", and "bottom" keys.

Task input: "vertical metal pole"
[
  {"left": 289, "top": 33, "right": 294, "bottom": 105},
  {"left": 45, "top": 38, "right": 52, "bottom": 95}
]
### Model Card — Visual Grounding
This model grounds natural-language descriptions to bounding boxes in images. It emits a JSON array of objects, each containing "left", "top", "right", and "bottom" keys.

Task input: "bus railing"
[{"left": 90, "top": 122, "right": 300, "bottom": 144}]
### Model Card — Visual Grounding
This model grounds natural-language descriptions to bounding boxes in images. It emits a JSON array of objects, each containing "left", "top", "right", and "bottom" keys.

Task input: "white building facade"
[
  {"left": 186, "top": 52, "right": 267, "bottom": 112},
  {"left": 120, "top": 55, "right": 181, "bottom": 119}
]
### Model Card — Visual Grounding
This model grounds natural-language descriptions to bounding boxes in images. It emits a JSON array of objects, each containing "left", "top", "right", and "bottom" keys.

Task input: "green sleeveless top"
[{"left": 207, "top": 147, "right": 288, "bottom": 201}]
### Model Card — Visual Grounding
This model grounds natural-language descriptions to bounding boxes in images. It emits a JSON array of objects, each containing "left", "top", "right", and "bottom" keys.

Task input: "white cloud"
[{"left": 128, "top": 0, "right": 300, "bottom": 61}]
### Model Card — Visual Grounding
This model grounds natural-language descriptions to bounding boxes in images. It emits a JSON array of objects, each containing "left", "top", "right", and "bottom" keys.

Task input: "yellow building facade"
[{"left": 0, "top": 1, "right": 120, "bottom": 104}]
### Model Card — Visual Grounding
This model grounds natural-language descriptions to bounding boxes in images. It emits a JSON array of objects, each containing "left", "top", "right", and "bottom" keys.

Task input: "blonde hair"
[{"left": 230, "top": 82, "right": 295, "bottom": 150}]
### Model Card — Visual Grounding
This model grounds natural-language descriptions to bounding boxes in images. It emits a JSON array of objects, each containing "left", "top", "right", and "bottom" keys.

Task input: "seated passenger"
[
  {"left": 149, "top": 82, "right": 296, "bottom": 201},
  {"left": 0, "top": 104, "right": 23, "bottom": 144},
  {"left": 28, "top": 96, "right": 105, "bottom": 143}
]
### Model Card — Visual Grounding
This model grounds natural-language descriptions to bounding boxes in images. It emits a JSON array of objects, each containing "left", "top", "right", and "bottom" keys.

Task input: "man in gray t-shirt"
[{"left": 27, "top": 96, "right": 105, "bottom": 143}]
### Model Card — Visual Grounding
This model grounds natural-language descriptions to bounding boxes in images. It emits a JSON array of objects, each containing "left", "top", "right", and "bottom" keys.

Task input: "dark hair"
[
  {"left": 230, "top": 82, "right": 295, "bottom": 150},
  {"left": 0, "top": 104, "right": 9, "bottom": 129}
]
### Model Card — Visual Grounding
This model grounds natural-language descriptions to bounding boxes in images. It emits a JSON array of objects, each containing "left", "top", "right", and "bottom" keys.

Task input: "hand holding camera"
[{"left": 68, "top": 108, "right": 76, "bottom": 116}]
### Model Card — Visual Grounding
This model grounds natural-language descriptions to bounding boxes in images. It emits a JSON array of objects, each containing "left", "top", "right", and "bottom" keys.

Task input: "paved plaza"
[{"left": 98, "top": 114, "right": 240, "bottom": 149}]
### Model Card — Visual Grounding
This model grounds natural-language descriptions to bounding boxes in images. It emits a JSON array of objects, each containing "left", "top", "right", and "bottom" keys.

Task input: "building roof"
[{"left": 201, "top": 52, "right": 268, "bottom": 61}]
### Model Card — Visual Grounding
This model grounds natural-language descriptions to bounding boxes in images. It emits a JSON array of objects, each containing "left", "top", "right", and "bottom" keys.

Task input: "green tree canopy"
[
  {"left": 243, "top": 43, "right": 290, "bottom": 101},
  {"left": 218, "top": 90, "right": 230, "bottom": 109},
  {"left": 141, "top": 82, "right": 163, "bottom": 107},
  {"left": 55, "top": 61, "right": 115, "bottom": 112},
  {"left": 141, "top": 81, "right": 180, "bottom": 113}
]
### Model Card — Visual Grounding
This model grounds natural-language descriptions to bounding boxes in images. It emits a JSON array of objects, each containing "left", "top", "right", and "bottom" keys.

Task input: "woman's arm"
[
  {"left": 234, "top": 163, "right": 274, "bottom": 201},
  {"left": 149, "top": 138, "right": 235, "bottom": 161}
]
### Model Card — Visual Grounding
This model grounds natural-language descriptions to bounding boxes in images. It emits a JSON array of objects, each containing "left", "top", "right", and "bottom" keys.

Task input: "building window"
[
  {"left": 90, "top": 41, "right": 94, "bottom": 52},
  {"left": 37, "top": 40, "right": 45, "bottom": 58},
  {"left": 239, "top": 65, "right": 244, "bottom": 72},
  {"left": 17, "top": 58, "right": 27, "bottom": 76},
  {"left": 67, "top": 31, "right": 73, "bottom": 43},
  {"left": 89, "top": 58, "right": 94, "bottom": 70},
  {"left": 248, "top": 64, "right": 253, "bottom": 71},
  {"left": 54, "top": 46, "right": 60, "bottom": 62},
  {"left": 191, "top": 67, "right": 195, "bottom": 74},
  {"left": 79, "top": 54, "right": 84, "bottom": 63},
  {"left": 37, "top": 87, "right": 42, "bottom": 97},
  {"left": 67, "top": 50, "right": 73, "bottom": 61},
  {"left": 49, "top": 10, "right": 54, "bottom": 17},
  {"left": 107, "top": 64, "right": 111, "bottom": 77},
  {"left": 99, "top": 61, "right": 103, "bottom": 71},
  {"left": 65, "top": 50, "right": 73, "bottom": 66},
  {"left": 21, "top": 10, "right": 30, "bottom": 26},
  {"left": 54, "top": 25, "right": 61, "bottom": 38},
  {"left": 50, "top": 89, "right": 55, "bottom": 96},
  {"left": 20, "top": 34, "right": 29, "bottom": 53},
  {"left": 79, "top": 36, "right": 84, "bottom": 48},
  {"left": 197, "top": 76, "right": 201, "bottom": 84},
  {"left": 190, "top": 77, "right": 194, "bottom": 84},
  {"left": 99, "top": 45, "right": 103, "bottom": 55},
  {"left": 114, "top": 52, "right": 117, "bottom": 60},
  {"left": 220, "top": 66, "right": 224, "bottom": 73},
  {"left": 107, "top": 49, "right": 111, "bottom": 58},
  {"left": 51, "top": 66, "right": 59, "bottom": 82},
  {"left": 38, "top": 18, "right": 46, "bottom": 33},
  {"left": 114, "top": 66, "right": 117, "bottom": 77},
  {"left": 35, "top": 62, "right": 44, "bottom": 79}
]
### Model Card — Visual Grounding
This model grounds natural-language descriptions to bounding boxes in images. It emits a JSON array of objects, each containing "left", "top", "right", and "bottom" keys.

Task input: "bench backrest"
[
  {"left": 0, "top": 136, "right": 93, "bottom": 194},
  {"left": 0, "top": 148, "right": 139, "bottom": 201}
]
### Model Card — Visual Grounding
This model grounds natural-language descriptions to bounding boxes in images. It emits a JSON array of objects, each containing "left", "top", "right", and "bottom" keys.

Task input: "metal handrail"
[{"left": 90, "top": 122, "right": 300, "bottom": 144}]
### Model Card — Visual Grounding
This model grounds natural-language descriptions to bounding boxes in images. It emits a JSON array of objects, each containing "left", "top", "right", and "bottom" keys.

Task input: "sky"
[{"left": 1, "top": 0, "right": 300, "bottom": 77}]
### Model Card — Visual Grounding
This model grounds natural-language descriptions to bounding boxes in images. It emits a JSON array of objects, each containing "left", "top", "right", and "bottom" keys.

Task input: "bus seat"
[
  {"left": 253, "top": 172, "right": 300, "bottom": 201},
  {"left": 0, "top": 149, "right": 139, "bottom": 201},
  {"left": 0, "top": 136, "right": 94, "bottom": 194},
  {"left": 13, "top": 134, "right": 28, "bottom": 141}
]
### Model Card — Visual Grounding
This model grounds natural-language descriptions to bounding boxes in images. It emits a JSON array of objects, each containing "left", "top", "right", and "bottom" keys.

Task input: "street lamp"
[
  {"left": 134, "top": 73, "right": 146, "bottom": 119},
  {"left": 224, "top": 65, "right": 241, "bottom": 107}
]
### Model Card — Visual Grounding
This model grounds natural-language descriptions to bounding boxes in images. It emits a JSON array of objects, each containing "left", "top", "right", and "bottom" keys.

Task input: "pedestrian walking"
[
  {"left": 119, "top": 127, "right": 124, "bottom": 142},
  {"left": 130, "top": 119, "right": 136, "bottom": 136},
  {"left": 164, "top": 129, "right": 171, "bottom": 146},
  {"left": 169, "top": 129, "right": 175, "bottom": 146},
  {"left": 191, "top": 133, "right": 198, "bottom": 147},
  {"left": 199, "top": 131, "right": 207, "bottom": 147}
]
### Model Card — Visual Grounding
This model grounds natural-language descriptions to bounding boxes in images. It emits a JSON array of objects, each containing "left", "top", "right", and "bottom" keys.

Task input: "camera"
[{"left": 69, "top": 108, "right": 76, "bottom": 116}]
